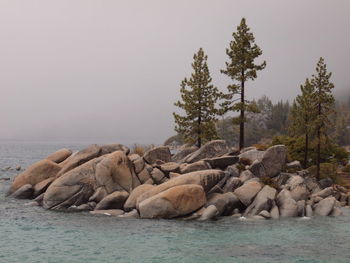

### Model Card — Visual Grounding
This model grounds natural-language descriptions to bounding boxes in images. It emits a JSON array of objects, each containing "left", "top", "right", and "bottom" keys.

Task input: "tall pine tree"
[
  {"left": 311, "top": 58, "right": 335, "bottom": 180},
  {"left": 221, "top": 18, "right": 266, "bottom": 150},
  {"left": 173, "top": 48, "right": 220, "bottom": 147},
  {"left": 288, "top": 78, "right": 315, "bottom": 168}
]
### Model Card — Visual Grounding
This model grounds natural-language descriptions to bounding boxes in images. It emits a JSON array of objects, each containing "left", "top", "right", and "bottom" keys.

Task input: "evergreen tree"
[
  {"left": 173, "top": 48, "right": 220, "bottom": 147},
  {"left": 288, "top": 78, "right": 315, "bottom": 168},
  {"left": 311, "top": 58, "right": 335, "bottom": 180},
  {"left": 221, "top": 18, "right": 266, "bottom": 150}
]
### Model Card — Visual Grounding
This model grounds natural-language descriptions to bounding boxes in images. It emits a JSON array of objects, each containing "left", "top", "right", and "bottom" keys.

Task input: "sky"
[{"left": 0, "top": 0, "right": 349, "bottom": 144}]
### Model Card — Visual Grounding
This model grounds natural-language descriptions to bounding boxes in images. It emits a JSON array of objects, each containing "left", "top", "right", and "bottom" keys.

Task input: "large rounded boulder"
[
  {"left": 8, "top": 159, "right": 61, "bottom": 195},
  {"left": 182, "top": 140, "right": 230, "bottom": 163},
  {"left": 138, "top": 184, "right": 206, "bottom": 219},
  {"left": 46, "top": 148, "right": 73, "bottom": 164}
]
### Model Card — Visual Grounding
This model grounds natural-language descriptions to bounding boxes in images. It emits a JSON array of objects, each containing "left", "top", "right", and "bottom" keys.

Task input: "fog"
[{"left": 0, "top": 0, "right": 349, "bottom": 144}]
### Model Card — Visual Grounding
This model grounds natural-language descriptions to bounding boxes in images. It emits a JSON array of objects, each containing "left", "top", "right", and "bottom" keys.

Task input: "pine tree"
[
  {"left": 173, "top": 48, "right": 220, "bottom": 147},
  {"left": 221, "top": 18, "right": 266, "bottom": 150},
  {"left": 311, "top": 58, "right": 335, "bottom": 180},
  {"left": 288, "top": 78, "right": 315, "bottom": 168}
]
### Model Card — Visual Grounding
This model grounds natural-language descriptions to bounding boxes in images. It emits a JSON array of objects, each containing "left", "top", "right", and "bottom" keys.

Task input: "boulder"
[
  {"left": 136, "top": 167, "right": 152, "bottom": 184},
  {"left": 118, "top": 209, "right": 140, "bottom": 219},
  {"left": 297, "top": 200, "right": 306, "bottom": 217},
  {"left": 204, "top": 156, "right": 239, "bottom": 170},
  {"left": 305, "top": 204, "right": 313, "bottom": 217},
  {"left": 43, "top": 157, "right": 102, "bottom": 210},
  {"left": 172, "top": 145, "right": 198, "bottom": 163},
  {"left": 11, "top": 184, "right": 34, "bottom": 199},
  {"left": 319, "top": 178, "right": 333, "bottom": 189},
  {"left": 159, "top": 162, "right": 180, "bottom": 175},
  {"left": 143, "top": 146, "right": 171, "bottom": 164},
  {"left": 290, "top": 185, "right": 309, "bottom": 202},
  {"left": 239, "top": 170, "right": 254, "bottom": 183},
  {"left": 8, "top": 159, "right": 61, "bottom": 195},
  {"left": 56, "top": 144, "right": 101, "bottom": 177},
  {"left": 314, "top": 197, "right": 336, "bottom": 216},
  {"left": 124, "top": 184, "right": 155, "bottom": 212},
  {"left": 100, "top": 144, "right": 130, "bottom": 155},
  {"left": 223, "top": 177, "right": 242, "bottom": 193},
  {"left": 270, "top": 203, "right": 280, "bottom": 219},
  {"left": 179, "top": 161, "right": 210, "bottom": 174},
  {"left": 225, "top": 165, "right": 239, "bottom": 177},
  {"left": 273, "top": 173, "right": 292, "bottom": 189},
  {"left": 311, "top": 187, "right": 335, "bottom": 199},
  {"left": 233, "top": 181, "right": 263, "bottom": 207},
  {"left": 286, "top": 160, "right": 302, "bottom": 171},
  {"left": 89, "top": 187, "right": 108, "bottom": 203},
  {"left": 249, "top": 145, "right": 287, "bottom": 178},
  {"left": 136, "top": 169, "right": 225, "bottom": 206},
  {"left": 245, "top": 185, "right": 277, "bottom": 216},
  {"left": 139, "top": 184, "right": 206, "bottom": 219},
  {"left": 330, "top": 207, "right": 342, "bottom": 217},
  {"left": 46, "top": 148, "right": 72, "bottom": 164},
  {"left": 183, "top": 140, "right": 230, "bottom": 163},
  {"left": 259, "top": 210, "right": 271, "bottom": 219},
  {"left": 239, "top": 149, "right": 265, "bottom": 163},
  {"left": 90, "top": 209, "right": 124, "bottom": 216},
  {"left": 206, "top": 192, "right": 241, "bottom": 216},
  {"left": 276, "top": 189, "right": 298, "bottom": 217},
  {"left": 95, "top": 191, "right": 129, "bottom": 210},
  {"left": 150, "top": 168, "right": 166, "bottom": 184},
  {"left": 198, "top": 205, "right": 219, "bottom": 221},
  {"left": 95, "top": 151, "right": 137, "bottom": 194},
  {"left": 33, "top": 177, "right": 55, "bottom": 197}
]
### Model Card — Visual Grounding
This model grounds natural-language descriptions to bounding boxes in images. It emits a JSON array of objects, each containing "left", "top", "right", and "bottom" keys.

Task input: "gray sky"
[{"left": 0, "top": 0, "right": 349, "bottom": 144}]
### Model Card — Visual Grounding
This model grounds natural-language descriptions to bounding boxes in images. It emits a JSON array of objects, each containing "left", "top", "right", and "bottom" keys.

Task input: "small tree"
[
  {"left": 173, "top": 48, "right": 220, "bottom": 147},
  {"left": 311, "top": 58, "right": 335, "bottom": 180},
  {"left": 288, "top": 78, "right": 315, "bottom": 168},
  {"left": 221, "top": 18, "right": 266, "bottom": 150}
]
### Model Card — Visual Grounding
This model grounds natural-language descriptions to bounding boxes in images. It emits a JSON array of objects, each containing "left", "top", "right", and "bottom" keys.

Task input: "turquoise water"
[{"left": 1, "top": 142, "right": 350, "bottom": 263}]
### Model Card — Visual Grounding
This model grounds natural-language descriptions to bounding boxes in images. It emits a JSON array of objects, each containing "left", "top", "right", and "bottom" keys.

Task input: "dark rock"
[
  {"left": 183, "top": 140, "right": 230, "bottom": 163},
  {"left": 95, "top": 191, "right": 129, "bottom": 210},
  {"left": 204, "top": 156, "right": 239, "bottom": 169},
  {"left": 319, "top": 178, "right": 333, "bottom": 189},
  {"left": 11, "top": 184, "right": 34, "bottom": 199},
  {"left": 143, "top": 146, "right": 171, "bottom": 164}
]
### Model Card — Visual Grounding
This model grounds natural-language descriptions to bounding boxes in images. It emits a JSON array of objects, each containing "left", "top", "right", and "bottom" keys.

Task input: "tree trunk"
[
  {"left": 316, "top": 89, "right": 322, "bottom": 181},
  {"left": 304, "top": 132, "right": 309, "bottom": 169},
  {"left": 239, "top": 71, "right": 245, "bottom": 150}
]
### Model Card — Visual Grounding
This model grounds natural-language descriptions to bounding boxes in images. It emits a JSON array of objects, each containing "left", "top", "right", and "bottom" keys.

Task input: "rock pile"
[{"left": 7, "top": 140, "right": 349, "bottom": 220}]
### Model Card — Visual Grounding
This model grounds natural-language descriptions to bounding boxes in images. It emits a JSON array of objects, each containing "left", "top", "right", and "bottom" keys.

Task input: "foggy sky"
[{"left": 1, "top": 0, "right": 349, "bottom": 144}]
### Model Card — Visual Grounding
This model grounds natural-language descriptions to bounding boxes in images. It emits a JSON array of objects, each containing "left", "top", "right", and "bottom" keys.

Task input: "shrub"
[
  {"left": 260, "top": 176, "right": 278, "bottom": 189},
  {"left": 307, "top": 163, "right": 338, "bottom": 182},
  {"left": 239, "top": 157, "right": 252, "bottom": 166},
  {"left": 252, "top": 143, "right": 269, "bottom": 151},
  {"left": 342, "top": 164, "right": 350, "bottom": 173}
]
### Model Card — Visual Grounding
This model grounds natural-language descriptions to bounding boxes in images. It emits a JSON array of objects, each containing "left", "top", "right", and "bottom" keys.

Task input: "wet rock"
[
  {"left": 11, "top": 184, "right": 34, "bottom": 199},
  {"left": 179, "top": 161, "right": 210, "bottom": 174},
  {"left": 249, "top": 145, "right": 287, "bottom": 178},
  {"left": 118, "top": 209, "right": 140, "bottom": 219},
  {"left": 297, "top": 200, "right": 306, "bottom": 217},
  {"left": 183, "top": 140, "right": 230, "bottom": 163},
  {"left": 143, "top": 146, "right": 171, "bottom": 164},
  {"left": 8, "top": 159, "right": 61, "bottom": 195},
  {"left": 139, "top": 184, "right": 206, "bottom": 219},
  {"left": 270, "top": 203, "right": 280, "bottom": 219},
  {"left": 233, "top": 181, "right": 263, "bottom": 207},
  {"left": 198, "top": 205, "right": 219, "bottom": 221},
  {"left": 330, "top": 207, "right": 342, "bottom": 217},
  {"left": 124, "top": 184, "right": 154, "bottom": 212},
  {"left": 90, "top": 209, "right": 125, "bottom": 216},
  {"left": 46, "top": 148, "right": 72, "bottom": 164}
]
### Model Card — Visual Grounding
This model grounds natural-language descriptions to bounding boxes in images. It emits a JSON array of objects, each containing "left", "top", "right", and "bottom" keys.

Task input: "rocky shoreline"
[{"left": 6, "top": 140, "right": 349, "bottom": 220}]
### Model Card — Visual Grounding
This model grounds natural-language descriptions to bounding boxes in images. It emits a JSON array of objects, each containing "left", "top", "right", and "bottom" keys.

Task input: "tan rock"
[
  {"left": 139, "top": 184, "right": 206, "bottom": 219},
  {"left": 95, "top": 190, "right": 129, "bottom": 210},
  {"left": 46, "top": 148, "right": 72, "bottom": 164},
  {"left": 8, "top": 159, "right": 61, "bottom": 195},
  {"left": 124, "top": 184, "right": 155, "bottom": 212},
  {"left": 33, "top": 177, "right": 55, "bottom": 197},
  {"left": 233, "top": 181, "right": 263, "bottom": 207}
]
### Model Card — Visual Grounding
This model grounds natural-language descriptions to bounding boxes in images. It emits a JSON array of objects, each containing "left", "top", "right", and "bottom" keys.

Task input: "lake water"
[{"left": 1, "top": 142, "right": 350, "bottom": 263}]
